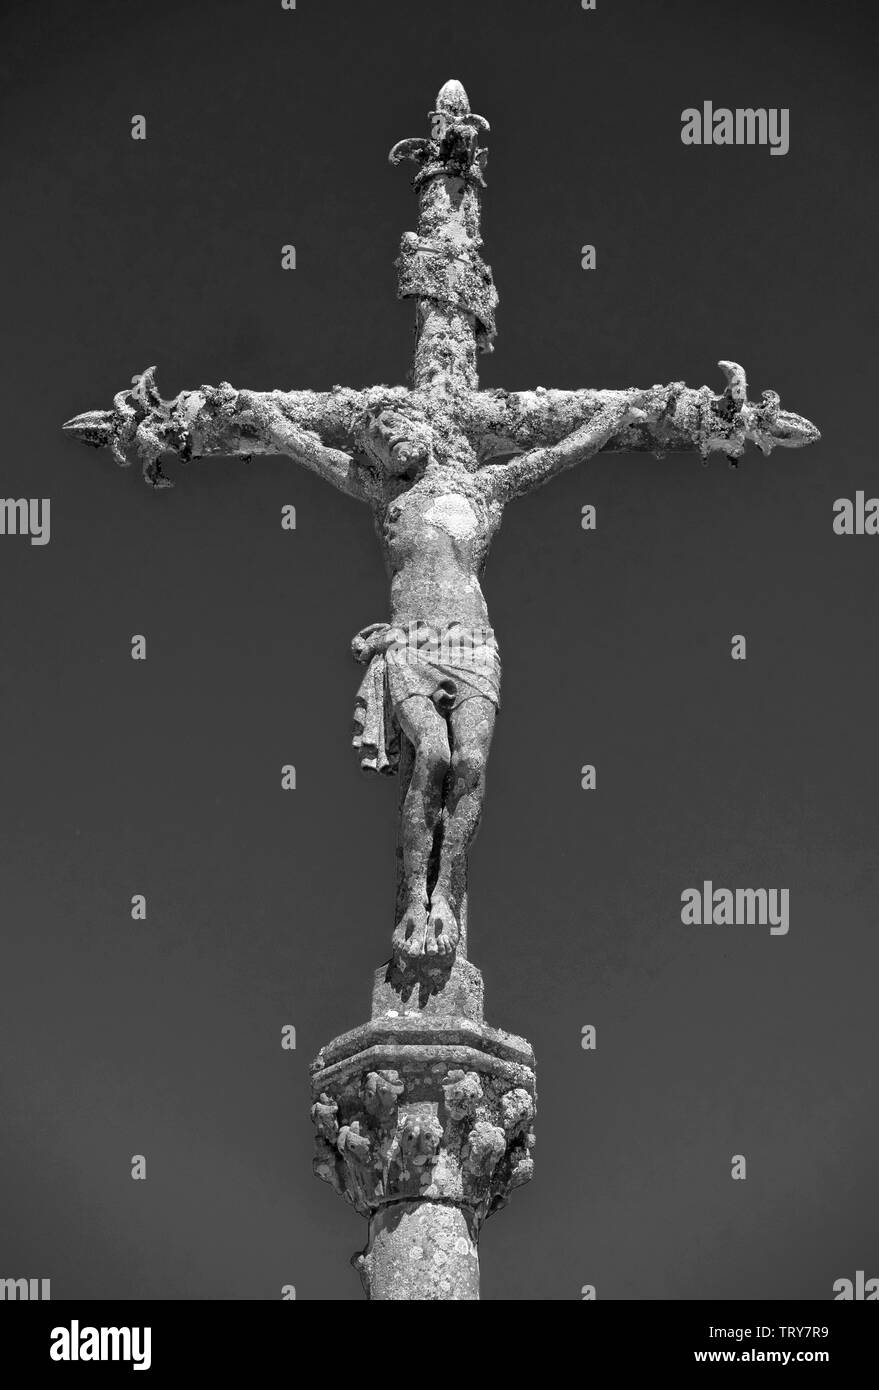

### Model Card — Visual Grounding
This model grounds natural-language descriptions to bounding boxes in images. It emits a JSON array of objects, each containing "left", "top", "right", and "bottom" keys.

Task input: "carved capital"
[{"left": 311, "top": 1025, "right": 535, "bottom": 1225}]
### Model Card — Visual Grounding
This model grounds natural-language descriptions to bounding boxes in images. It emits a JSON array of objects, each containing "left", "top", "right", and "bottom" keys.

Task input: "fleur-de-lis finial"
[{"left": 389, "top": 79, "right": 490, "bottom": 187}]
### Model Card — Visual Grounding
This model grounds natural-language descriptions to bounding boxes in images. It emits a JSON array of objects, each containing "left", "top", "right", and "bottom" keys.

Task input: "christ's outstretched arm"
[
  {"left": 63, "top": 367, "right": 380, "bottom": 501},
  {"left": 483, "top": 389, "right": 655, "bottom": 504},
  {"left": 476, "top": 362, "right": 819, "bottom": 473}
]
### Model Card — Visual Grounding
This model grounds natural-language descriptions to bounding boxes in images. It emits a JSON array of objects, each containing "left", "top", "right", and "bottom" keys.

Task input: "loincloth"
[{"left": 351, "top": 621, "right": 501, "bottom": 775}]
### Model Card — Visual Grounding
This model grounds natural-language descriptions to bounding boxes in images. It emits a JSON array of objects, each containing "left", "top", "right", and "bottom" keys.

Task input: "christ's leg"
[
  {"left": 428, "top": 696, "right": 496, "bottom": 952},
  {"left": 392, "top": 695, "right": 450, "bottom": 959}
]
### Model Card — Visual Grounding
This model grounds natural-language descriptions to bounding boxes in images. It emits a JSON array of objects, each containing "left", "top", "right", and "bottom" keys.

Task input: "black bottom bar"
[{"left": 1, "top": 1299, "right": 873, "bottom": 1373}]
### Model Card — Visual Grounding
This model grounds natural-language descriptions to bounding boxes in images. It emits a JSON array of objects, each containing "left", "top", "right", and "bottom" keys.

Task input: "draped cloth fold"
[
  {"left": 351, "top": 621, "right": 501, "bottom": 776},
  {"left": 352, "top": 650, "right": 402, "bottom": 775}
]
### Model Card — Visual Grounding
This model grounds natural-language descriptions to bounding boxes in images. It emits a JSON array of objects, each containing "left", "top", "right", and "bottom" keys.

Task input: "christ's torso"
[{"left": 378, "top": 467, "right": 500, "bottom": 628}]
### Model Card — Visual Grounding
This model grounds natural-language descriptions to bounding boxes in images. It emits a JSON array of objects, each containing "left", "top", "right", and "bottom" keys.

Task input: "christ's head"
[{"left": 360, "top": 406, "right": 434, "bottom": 478}]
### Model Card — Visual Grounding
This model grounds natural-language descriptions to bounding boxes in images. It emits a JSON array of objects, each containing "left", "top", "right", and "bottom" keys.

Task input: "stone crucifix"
[
  {"left": 64, "top": 77, "right": 820, "bottom": 1301},
  {"left": 64, "top": 79, "right": 819, "bottom": 978}
]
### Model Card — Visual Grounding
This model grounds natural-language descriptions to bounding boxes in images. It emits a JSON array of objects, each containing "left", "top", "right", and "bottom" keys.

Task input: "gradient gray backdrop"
[{"left": 1, "top": 0, "right": 876, "bottom": 1299}]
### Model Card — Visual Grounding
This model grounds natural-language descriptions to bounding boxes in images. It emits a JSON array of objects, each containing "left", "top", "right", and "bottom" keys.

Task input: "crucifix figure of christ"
[{"left": 64, "top": 79, "right": 819, "bottom": 974}]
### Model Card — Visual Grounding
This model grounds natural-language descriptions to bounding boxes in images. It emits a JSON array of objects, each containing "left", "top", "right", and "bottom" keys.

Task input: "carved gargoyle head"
[
  {"left": 362, "top": 1070, "right": 404, "bottom": 1121},
  {"left": 337, "top": 1121, "right": 372, "bottom": 1166},
  {"left": 397, "top": 1113, "right": 443, "bottom": 1167},
  {"left": 704, "top": 361, "right": 821, "bottom": 464},
  {"left": 463, "top": 1120, "right": 507, "bottom": 1178},
  {"left": 311, "top": 1092, "right": 339, "bottom": 1144},
  {"left": 442, "top": 1069, "right": 484, "bottom": 1122}
]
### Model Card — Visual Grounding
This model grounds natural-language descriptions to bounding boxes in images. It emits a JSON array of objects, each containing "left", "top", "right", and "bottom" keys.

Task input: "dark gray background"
[{"left": 1, "top": 0, "right": 876, "bottom": 1300}]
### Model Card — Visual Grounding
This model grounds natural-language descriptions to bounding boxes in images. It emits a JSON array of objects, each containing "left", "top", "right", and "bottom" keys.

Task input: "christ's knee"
[
  {"left": 450, "top": 745, "right": 487, "bottom": 797},
  {"left": 415, "top": 728, "right": 450, "bottom": 792}
]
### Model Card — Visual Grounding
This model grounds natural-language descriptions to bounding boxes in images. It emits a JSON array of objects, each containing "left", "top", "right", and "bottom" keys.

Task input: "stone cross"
[{"left": 64, "top": 80, "right": 819, "bottom": 1300}]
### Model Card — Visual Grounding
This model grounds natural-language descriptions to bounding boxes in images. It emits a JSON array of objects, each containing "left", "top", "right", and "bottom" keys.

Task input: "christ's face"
[{"left": 364, "top": 409, "right": 433, "bottom": 476}]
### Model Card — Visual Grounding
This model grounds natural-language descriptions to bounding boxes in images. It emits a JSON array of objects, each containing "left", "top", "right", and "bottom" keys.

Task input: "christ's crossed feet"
[{"left": 393, "top": 893, "right": 459, "bottom": 961}]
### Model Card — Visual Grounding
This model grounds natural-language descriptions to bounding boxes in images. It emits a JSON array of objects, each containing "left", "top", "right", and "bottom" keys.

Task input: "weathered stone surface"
[
  {"left": 63, "top": 83, "right": 819, "bottom": 973},
  {"left": 372, "top": 956, "right": 484, "bottom": 1022},
  {"left": 355, "top": 1202, "right": 479, "bottom": 1301},
  {"left": 64, "top": 76, "right": 820, "bottom": 1301},
  {"left": 311, "top": 947, "right": 535, "bottom": 1298},
  {"left": 396, "top": 232, "right": 497, "bottom": 356},
  {"left": 312, "top": 1025, "right": 535, "bottom": 1262}
]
